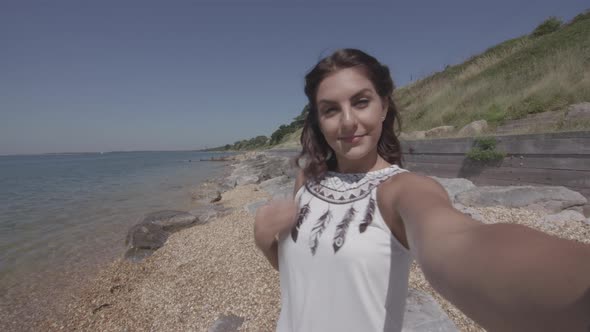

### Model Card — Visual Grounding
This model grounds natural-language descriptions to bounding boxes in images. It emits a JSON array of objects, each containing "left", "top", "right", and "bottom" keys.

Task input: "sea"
[{"left": 0, "top": 150, "right": 231, "bottom": 321}]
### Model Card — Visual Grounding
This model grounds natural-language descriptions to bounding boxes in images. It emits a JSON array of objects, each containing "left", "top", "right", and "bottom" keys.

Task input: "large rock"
[
  {"left": 259, "top": 175, "right": 294, "bottom": 200},
  {"left": 425, "top": 126, "right": 455, "bottom": 138},
  {"left": 456, "top": 186, "right": 587, "bottom": 213},
  {"left": 235, "top": 174, "right": 259, "bottom": 186},
  {"left": 246, "top": 199, "right": 268, "bottom": 215},
  {"left": 223, "top": 153, "right": 293, "bottom": 189},
  {"left": 429, "top": 176, "right": 476, "bottom": 202},
  {"left": 564, "top": 102, "right": 590, "bottom": 126},
  {"left": 143, "top": 210, "right": 198, "bottom": 232},
  {"left": 402, "top": 288, "right": 458, "bottom": 332},
  {"left": 453, "top": 203, "right": 489, "bottom": 224},
  {"left": 400, "top": 131, "right": 426, "bottom": 140},
  {"left": 543, "top": 210, "right": 587, "bottom": 226},
  {"left": 124, "top": 210, "right": 203, "bottom": 261},
  {"left": 208, "top": 314, "right": 244, "bottom": 332},
  {"left": 457, "top": 120, "right": 488, "bottom": 137},
  {"left": 124, "top": 222, "right": 169, "bottom": 261}
]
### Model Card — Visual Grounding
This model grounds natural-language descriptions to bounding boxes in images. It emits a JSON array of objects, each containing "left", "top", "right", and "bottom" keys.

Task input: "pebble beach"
[{"left": 28, "top": 168, "right": 589, "bottom": 332}]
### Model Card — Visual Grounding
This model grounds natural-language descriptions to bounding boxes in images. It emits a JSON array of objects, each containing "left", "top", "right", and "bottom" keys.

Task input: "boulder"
[
  {"left": 400, "top": 131, "right": 426, "bottom": 140},
  {"left": 453, "top": 203, "right": 489, "bottom": 224},
  {"left": 457, "top": 120, "right": 488, "bottom": 137},
  {"left": 429, "top": 176, "right": 476, "bottom": 202},
  {"left": 564, "top": 102, "right": 590, "bottom": 125},
  {"left": 189, "top": 204, "right": 233, "bottom": 224},
  {"left": 402, "top": 288, "right": 459, "bottom": 332},
  {"left": 231, "top": 153, "right": 294, "bottom": 182},
  {"left": 246, "top": 199, "right": 268, "bottom": 215},
  {"left": 235, "top": 174, "right": 259, "bottom": 186},
  {"left": 543, "top": 210, "right": 587, "bottom": 226},
  {"left": 143, "top": 210, "right": 198, "bottom": 232},
  {"left": 259, "top": 175, "right": 294, "bottom": 200},
  {"left": 208, "top": 314, "right": 244, "bottom": 332},
  {"left": 456, "top": 186, "right": 587, "bottom": 213},
  {"left": 425, "top": 126, "right": 455, "bottom": 138},
  {"left": 124, "top": 222, "right": 169, "bottom": 261}
]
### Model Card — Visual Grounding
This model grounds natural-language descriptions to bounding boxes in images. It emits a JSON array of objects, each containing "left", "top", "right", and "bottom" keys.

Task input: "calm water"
[{"left": 0, "top": 151, "right": 229, "bottom": 295}]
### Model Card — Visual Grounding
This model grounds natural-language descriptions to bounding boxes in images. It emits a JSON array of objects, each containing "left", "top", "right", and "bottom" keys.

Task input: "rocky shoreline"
[{"left": 33, "top": 151, "right": 590, "bottom": 331}]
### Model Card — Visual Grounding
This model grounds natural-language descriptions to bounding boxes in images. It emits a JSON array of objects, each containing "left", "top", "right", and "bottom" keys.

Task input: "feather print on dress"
[
  {"left": 359, "top": 196, "right": 376, "bottom": 233},
  {"left": 291, "top": 202, "right": 311, "bottom": 242},
  {"left": 309, "top": 208, "right": 332, "bottom": 255},
  {"left": 332, "top": 205, "right": 356, "bottom": 253}
]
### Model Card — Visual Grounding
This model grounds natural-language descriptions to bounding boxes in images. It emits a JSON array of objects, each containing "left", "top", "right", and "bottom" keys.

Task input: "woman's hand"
[
  {"left": 254, "top": 199, "right": 297, "bottom": 246},
  {"left": 254, "top": 199, "right": 298, "bottom": 270}
]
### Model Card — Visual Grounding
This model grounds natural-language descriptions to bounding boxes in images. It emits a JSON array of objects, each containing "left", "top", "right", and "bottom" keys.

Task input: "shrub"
[
  {"left": 531, "top": 17, "right": 562, "bottom": 37},
  {"left": 570, "top": 9, "right": 590, "bottom": 25},
  {"left": 466, "top": 137, "right": 506, "bottom": 162}
]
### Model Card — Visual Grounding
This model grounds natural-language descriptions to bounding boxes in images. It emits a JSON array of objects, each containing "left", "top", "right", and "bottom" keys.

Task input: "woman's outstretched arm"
[{"left": 392, "top": 173, "right": 590, "bottom": 332}]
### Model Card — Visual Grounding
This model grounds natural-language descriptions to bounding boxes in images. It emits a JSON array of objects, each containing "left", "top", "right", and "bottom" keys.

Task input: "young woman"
[{"left": 254, "top": 49, "right": 590, "bottom": 331}]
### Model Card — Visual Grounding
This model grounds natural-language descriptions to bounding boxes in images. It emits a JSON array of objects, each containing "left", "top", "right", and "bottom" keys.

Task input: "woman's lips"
[{"left": 339, "top": 134, "right": 366, "bottom": 144}]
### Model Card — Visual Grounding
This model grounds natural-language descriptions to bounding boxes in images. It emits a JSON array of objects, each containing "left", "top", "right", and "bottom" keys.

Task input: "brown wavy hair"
[{"left": 296, "top": 48, "right": 403, "bottom": 179}]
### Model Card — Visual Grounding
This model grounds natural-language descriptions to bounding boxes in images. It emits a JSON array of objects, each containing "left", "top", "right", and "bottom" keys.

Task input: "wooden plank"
[
  {"left": 405, "top": 162, "right": 590, "bottom": 188},
  {"left": 404, "top": 154, "right": 590, "bottom": 171},
  {"left": 403, "top": 137, "right": 590, "bottom": 155},
  {"left": 496, "top": 137, "right": 590, "bottom": 155}
]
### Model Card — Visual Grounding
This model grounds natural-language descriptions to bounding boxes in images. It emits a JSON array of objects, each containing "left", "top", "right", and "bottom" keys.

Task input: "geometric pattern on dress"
[{"left": 305, "top": 164, "right": 407, "bottom": 204}]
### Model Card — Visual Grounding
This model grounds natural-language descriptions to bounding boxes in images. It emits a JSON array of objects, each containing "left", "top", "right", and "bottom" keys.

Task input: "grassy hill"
[
  {"left": 396, "top": 12, "right": 590, "bottom": 134},
  {"left": 210, "top": 11, "right": 590, "bottom": 151}
]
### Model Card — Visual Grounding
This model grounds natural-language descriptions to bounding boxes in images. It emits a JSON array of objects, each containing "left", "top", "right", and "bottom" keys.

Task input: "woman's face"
[{"left": 315, "top": 67, "right": 387, "bottom": 164}]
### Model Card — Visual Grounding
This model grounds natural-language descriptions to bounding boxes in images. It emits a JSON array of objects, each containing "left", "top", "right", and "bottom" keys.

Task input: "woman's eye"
[{"left": 355, "top": 99, "right": 369, "bottom": 108}]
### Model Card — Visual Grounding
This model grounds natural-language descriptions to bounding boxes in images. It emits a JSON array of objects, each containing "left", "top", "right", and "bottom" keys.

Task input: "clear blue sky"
[{"left": 1, "top": 0, "right": 588, "bottom": 154}]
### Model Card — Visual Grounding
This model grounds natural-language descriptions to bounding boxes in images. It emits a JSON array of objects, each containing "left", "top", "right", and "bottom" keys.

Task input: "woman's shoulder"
[{"left": 378, "top": 169, "right": 446, "bottom": 203}]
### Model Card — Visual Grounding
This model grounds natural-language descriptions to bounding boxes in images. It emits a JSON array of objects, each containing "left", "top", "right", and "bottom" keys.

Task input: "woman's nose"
[{"left": 340, "top": 106, "right": 358, "bottom": 128}]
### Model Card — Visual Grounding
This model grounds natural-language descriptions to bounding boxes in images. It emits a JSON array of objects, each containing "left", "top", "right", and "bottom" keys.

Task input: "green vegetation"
[
  {"left": 466, "top": 137, "right": 506, "bottom": 162},
  {"left": 531, "top": 17, "right": 562, "bottom": 37},
  {"left": 396, "top": 10, "right": 590, "bottom": 134},
  {"left": 211, "top": 10, "right": 590, "bottom": 150},
  {"left": 207, "top": 106, "right": 308, "bottom": 151}
]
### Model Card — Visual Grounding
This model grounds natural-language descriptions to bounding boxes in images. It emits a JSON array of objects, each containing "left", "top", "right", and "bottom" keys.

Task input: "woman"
[{"left": 254, "top": 49, "right": 590, "bottom": 331}]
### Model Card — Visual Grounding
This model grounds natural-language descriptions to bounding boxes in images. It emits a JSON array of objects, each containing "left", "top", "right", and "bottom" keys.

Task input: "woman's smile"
[{"left": 339, "top": 134, "right": 366, "bottom": 144}]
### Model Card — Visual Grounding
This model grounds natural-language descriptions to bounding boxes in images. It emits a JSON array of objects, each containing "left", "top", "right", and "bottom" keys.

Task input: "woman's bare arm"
[
  {"left": 254, "top": 169, "right": 305, "bottom": 271},
  {"left": 393, "top": 173, "right": 590, "bottom": 331}
]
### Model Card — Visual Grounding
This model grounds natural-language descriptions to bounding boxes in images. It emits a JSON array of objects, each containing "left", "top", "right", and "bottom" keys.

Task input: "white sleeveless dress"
[{"left": 277, "top": 164, "right": 414, "bottom": 332}]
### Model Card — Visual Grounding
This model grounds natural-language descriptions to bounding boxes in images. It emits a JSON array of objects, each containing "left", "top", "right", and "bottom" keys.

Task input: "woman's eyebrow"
[
  {"left": 350, "top": 88, "right": 373, "bottom": 99},
  {"left": 318, "top": 88, "right": 373, "bottom": 106}
]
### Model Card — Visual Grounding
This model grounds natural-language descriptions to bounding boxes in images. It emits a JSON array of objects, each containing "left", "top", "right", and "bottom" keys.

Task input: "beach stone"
[
  {"left": 259, "top": 175, "right": 294, "bottom": 200},
  {"left": 543, "top": 210, "right": 587, "bottom": 226},
  {"left": 191, "top": 183, "right": 223, "bottom": 203},
  {"left": 230, "top": 153, "right": 294, "bottom": 184},
  {"left": 124, "top": 222, "right": 169, "bottom": 261},
  {"left": 564, "top": 102, "right": 590, "bottom": 125},
  {"left": 401, "top": 288, "right": 459, "bottom": 332},
  {"left": 429, "top": 176, "right": 476, "bottom": 202},
  {"left": 235, "top": 175, "right": 259, "bottom": 186},
  {"left": 246, "top": 199, "right": 268, "bottom": 215},
  {"left": 143, "top": 210, "right": 197, "bottom": 232},
  {"left": 189, "top": 204, "right": 233, "bottom": 224},
  {"left": 453, "top": 203, "right": 488, "bottom": 223},
  {"left": 425, "top": 126, "right": 455, "bottom": 138},
  {"left": 400, "top": 131, "right": 426, "bottom": 140},
  {"left": 208, "top": 314, "right": 244, "bottom": 332},
  {"left": 125, "top": 222, "right": 168, "bottom": 250},
  {"left": 457, "top": 120, "right": 488, "bottom": 137},
  {"left": 456, "top": 186, "right": 587, "bottom": 213}
]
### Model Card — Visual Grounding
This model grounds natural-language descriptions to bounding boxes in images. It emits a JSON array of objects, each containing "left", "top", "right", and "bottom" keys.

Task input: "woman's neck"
[{"left": 335, "top": 151, "right": 390, "bottom": 174}]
